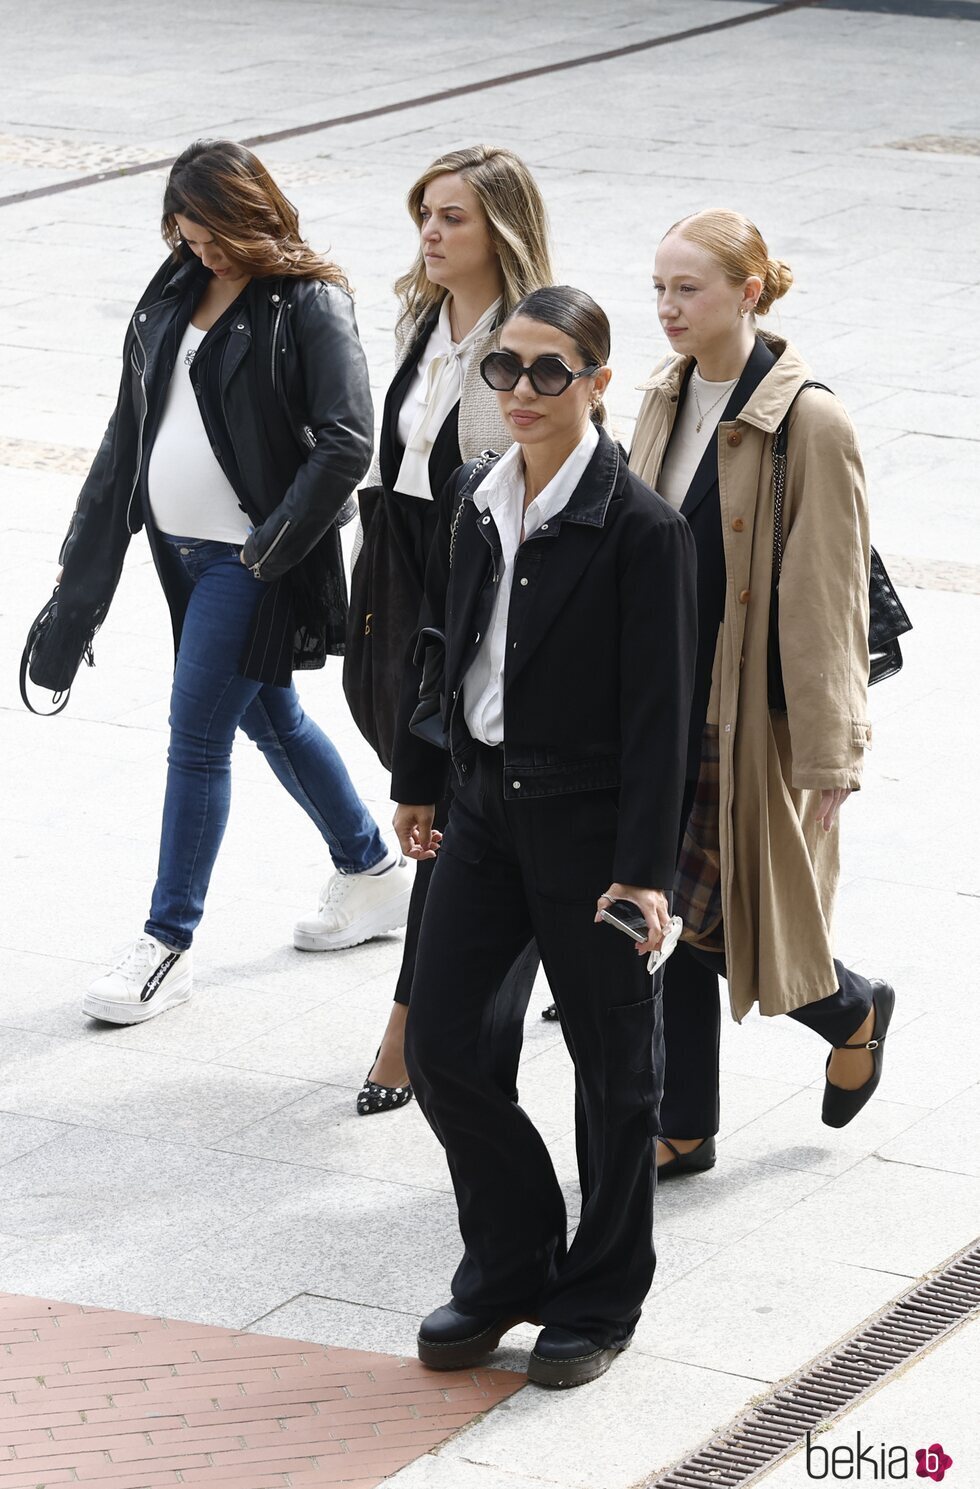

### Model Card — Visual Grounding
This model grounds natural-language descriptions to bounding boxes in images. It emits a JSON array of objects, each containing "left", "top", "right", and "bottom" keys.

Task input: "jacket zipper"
[
  {"left": 270, "top": 296, "right": 286, "bottom": 395},
  {"left": 125, "top": 316, "right": 151, "bottom": 532},
  {"left": 250, "top": 519, "right": 291, "bottom": 578}
]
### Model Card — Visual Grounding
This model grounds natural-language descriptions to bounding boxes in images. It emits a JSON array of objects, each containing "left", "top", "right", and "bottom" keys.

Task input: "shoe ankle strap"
[{"left": 841, "top": 1034, "right": 884, "bottom": 1050}]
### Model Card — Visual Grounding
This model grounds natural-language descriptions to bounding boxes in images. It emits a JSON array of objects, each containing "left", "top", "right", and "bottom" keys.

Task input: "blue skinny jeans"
[{"left": 145, "top": 537, "right": 388, "bottom": 951}]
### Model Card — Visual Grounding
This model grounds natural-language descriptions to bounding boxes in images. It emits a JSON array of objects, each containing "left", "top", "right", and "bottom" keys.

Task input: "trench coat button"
[
  {"left": 482, "top": 515, "right": 491, "bottom": 525},
  {"left": 732, "top": 517, "right": 745, "bottom": 532},
  {"left": 520, "top": 577, "right": 529, "bottom": 587},
  {"left": 271, "top": 293, "right": 280, "bottom": 304},
  {"left": 179, "top": 546, "right": 190, "bottom": 555},
  {"left": 512, "top": 781, "right": 522, "bottom": 790},
  {"left": 738, "top": 588, "right": 751, "bottom": 603},
  {"left": 138, "top": 313, "right": 146, "bottom": 322},
  {"left": 236, "top": 323, "right": 245, "bottom": 331},
  {"left": 541, "top": 523, "right": 549, "bottom": 530},
  {"left": 727, "top": 430, "right": 742, "bottom": 447}
]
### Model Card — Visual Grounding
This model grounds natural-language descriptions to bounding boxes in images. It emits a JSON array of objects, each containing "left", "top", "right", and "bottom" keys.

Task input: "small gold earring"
[{"left": 739, "top": 306, "right": 748, "bottom": 318}]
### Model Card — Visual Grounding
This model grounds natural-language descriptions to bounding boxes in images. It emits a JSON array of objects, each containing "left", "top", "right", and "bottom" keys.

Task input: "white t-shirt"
[
  {"left": 657, "top": 369, "right": 738, "bottom": 511},
  {"left": 463, "top": 422, "right": 600, "bottom": 747},
  {"left": 147, "top": 322, "right": 251, "bottom": 543}
]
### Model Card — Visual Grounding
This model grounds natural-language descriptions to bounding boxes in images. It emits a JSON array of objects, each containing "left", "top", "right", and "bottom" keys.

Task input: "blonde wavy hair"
[
  {"left": 665, "top": 208, "right": 793, "bottom": 313},
  {"left": 394, "top": 145, "right": 553, "bottom": 332},
  {"left": 162, "top": 139, "right": 350, "bottom": 289}
]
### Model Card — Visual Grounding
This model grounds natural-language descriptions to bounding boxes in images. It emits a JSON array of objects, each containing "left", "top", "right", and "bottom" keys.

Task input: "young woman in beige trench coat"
[{"left": 629, "top": 209, "right": 897, "bottom": 1177}]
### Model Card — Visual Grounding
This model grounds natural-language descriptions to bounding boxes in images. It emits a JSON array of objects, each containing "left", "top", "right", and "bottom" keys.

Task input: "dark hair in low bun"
[
  {"left": 505, "top": 285, "right": 610, "bottom": 424},
  {"left": 663, "top": 208, "right": 793, "bottom": 317}
]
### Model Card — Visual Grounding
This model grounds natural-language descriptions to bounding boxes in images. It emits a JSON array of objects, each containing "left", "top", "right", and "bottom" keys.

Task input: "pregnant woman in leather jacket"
[{"left": 50, "top": 139, "right": 411, "bottom": 1025}]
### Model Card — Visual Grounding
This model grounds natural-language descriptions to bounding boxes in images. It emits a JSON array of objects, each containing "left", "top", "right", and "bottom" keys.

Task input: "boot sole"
[
  {"left": 82, "top": 972, "right": 193, "bottom": 1025},
  {"left": 527, "top": 1338, "right": 630, "bottom": 1390},
  {"left": 417, "top": 1314, "right": 526, "bottom": 1371},
  {"left": 293, "top": 889, "right": 412, "bottom": 951}
]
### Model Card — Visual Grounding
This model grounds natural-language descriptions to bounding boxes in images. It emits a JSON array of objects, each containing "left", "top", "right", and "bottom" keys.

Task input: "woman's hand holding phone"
[
  {"left": 595, "top": 884, "right": 671, "bottom": 956},
  {"left": 393, "top": 803, "right": 442, "bottom": 861}
]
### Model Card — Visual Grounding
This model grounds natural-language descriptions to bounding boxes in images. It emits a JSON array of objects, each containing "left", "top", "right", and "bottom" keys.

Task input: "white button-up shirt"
[{"left": 462, "top": 421, "right": 600, "bottom": 747}]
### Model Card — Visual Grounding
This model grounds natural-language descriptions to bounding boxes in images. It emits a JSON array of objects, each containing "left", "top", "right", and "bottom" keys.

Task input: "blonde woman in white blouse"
[{"left": 333, "top": 145, "right": 554, "bottom": 1113}]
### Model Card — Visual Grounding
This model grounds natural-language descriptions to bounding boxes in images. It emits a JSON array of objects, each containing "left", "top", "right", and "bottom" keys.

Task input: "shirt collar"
[{"left": 473, "top": 421, "right": 601, "bottom": 529}]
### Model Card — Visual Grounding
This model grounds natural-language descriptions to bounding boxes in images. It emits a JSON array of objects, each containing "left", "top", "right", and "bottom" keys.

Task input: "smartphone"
[
  {"left": 600, "top": 901, "right": 684, "bottom": 973},
  {"left": 599, "top": 899, "right": 649, "bottom": 941}
]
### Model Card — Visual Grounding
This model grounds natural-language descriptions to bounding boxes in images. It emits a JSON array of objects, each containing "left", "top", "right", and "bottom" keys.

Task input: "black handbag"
[
  {"left": 20, "top": 589, "right": 99, "bottom": 716},
  {"left": 407, "top": 451, "right": 499, "bottom": 749},
  {"left": 342, "top": 484, "right": 424, "bottom": 770},
  {"left": 768, "top": 381, "right": 912, "bottom": 711}
]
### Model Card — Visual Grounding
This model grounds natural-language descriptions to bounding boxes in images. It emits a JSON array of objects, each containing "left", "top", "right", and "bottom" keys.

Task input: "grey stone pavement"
[{"left": 1, "top": 1, "right": 979, "bottom": 1484}]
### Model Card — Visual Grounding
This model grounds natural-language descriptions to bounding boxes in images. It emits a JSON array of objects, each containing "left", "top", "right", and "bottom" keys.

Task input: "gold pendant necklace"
[{"left": 692, "top": 375, "right": 737, "bottom": 433}]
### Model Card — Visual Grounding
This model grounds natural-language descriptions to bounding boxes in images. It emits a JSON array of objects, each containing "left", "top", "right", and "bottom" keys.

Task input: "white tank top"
[{"left": 147, "top": 322, "right": 251, "bottom": 543}]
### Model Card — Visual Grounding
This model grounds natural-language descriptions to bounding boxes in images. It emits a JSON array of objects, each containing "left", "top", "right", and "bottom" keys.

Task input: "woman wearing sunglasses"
[
  {"left": 334, "top": 145, "right": 553, "bottom": 1116},
  {"left": 390, "top": 286, "right": 697, "bottom": 1388},
  {"left": 630, "top": 209, "right": 896, "bottom": 1179}
]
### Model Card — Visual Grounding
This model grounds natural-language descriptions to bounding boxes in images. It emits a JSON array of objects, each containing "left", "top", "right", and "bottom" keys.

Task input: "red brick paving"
[{"left": 0, "top": 1292, "right": 524, "bottom": 1487}]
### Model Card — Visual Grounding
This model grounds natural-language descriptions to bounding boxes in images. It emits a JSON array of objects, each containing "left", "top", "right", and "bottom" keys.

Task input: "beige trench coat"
[{"left": 631, "top": 334, "right": 872, "bottom": 1020}]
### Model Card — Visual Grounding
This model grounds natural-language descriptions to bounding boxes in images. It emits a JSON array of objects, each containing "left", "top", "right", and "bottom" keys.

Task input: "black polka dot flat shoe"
[{"left": 356, "top": 1074, "right": 413, "bottom": 1116}]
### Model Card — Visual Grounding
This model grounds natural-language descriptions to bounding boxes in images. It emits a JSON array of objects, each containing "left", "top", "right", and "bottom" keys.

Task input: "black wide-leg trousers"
[
  {"left": 394, "top": 789, "right": 538, "bottom": 1100},
  {"left": 659, "top": 780, "right": 875, "bottom": 1137},
  {"left": 406, "top": 747, "right": 664, "bottom": 1349}
]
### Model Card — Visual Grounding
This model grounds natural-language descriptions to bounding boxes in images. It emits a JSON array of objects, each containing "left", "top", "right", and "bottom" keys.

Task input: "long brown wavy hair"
[
  {"left": 394, "top": 144, "right": 553, "bottom": 334},
  {"left": 161, "top": 139, "right": 350, "bottom": 288}
]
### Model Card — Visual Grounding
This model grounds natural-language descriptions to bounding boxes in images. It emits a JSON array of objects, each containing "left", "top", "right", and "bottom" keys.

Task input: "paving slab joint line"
[
  {"left": 0, "top": 0, "right": 825, "bottom": 209},
  {"left": 641, "top": 1235, "right": 980, "bottom": 1489}
]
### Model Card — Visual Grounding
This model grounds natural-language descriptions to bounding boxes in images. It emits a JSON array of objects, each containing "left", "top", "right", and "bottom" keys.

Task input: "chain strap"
[
  {"left": 771, "top": 381, "right": 832, "bottom": 581},
  {"left": 771, "top": 436, "right": 787, "bottom": 580},
  {"left": 448, "top": 449, "right": 496, "bottom": 568}
]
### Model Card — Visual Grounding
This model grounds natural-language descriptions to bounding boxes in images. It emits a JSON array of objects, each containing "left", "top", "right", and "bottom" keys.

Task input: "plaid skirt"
[{"left": 673, "top": 723, "right": 725, "bottom": 954}]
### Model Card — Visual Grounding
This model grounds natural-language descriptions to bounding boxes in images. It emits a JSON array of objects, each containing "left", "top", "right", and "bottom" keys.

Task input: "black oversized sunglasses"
[{"left": 480, "top": 349, "right": 600, "bottom": 397}]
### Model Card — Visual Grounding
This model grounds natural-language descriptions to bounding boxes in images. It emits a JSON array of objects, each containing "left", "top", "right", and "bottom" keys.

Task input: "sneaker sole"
[
  {"left": 293, "top": 888, "right": 412, "bottom": 952},
  {"left": 82, "top": 971, "right": 193, "bottom": 1026}
]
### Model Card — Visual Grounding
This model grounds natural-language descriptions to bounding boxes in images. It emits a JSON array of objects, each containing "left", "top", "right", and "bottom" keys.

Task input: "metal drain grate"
[{"left": 647, "top": 1239, "right": 980, "bottom": 1488}]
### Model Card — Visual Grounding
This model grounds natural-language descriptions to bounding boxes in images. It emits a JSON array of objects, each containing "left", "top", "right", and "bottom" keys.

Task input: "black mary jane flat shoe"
[
  {"left": 657, "top": 1134, "right": 717, "bottom": 1180},
  {"left": 527, "top": 1325, "right": 631, "bottom": 1389},
  {"left": 417, "top": 1301, "right": 531, "bottom": 1370},
  {"left": 822, "top": 980, "right": 896, "bottom": 1129}
]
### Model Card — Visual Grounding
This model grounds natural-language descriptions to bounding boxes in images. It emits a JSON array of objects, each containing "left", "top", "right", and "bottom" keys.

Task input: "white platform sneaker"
[
  {"left": 83, "top": 934, "right": 193, "bottom": 1024},
  {"left": 293, "top": 858, "right": 413, "bottom": 951}
]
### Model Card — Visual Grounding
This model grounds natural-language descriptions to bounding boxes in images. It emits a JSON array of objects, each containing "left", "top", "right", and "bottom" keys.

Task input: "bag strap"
[
  {"left": 19, "top": 631, "right": 72, "bottom": 718},
  {"left": 448, "top": 449, "right": 499, "bottom": 568},
  {"left": 19, "top": 594, "right": 96, "bottom": 718},
  {"left": 771, "top": 380, "right": 833, "bottom": 581}
]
